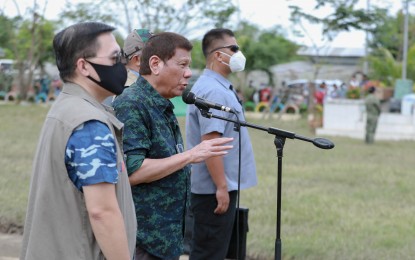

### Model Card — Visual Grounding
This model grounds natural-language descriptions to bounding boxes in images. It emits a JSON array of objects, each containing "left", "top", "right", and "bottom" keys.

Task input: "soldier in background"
[{"left": 364, "top": 86, "right": 381, "bottom": 144}]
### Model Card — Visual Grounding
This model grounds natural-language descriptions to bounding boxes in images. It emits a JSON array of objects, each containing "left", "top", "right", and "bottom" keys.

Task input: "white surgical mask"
[{"left": 219, "top": 51, "right": 246, "bottom": 72}]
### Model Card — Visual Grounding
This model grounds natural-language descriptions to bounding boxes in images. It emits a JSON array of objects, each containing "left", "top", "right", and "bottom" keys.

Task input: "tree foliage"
[
  {"left": 13, "top": 14, "right": 56, "bottom": 100},
  {"left": 229, "top": 22, "right": 300, "bottom": 88},
  {"left": 13, "top": 17, "right": 56, "bottom": 67},
  {"left": 189, "top": 39, "right": 204, "bottom": 70},
  {"left": 1, "top": 0, "right": 237, "bottom": 101},
  {"left": 288, "top": 0, "right": 415, "bottom": 90},
  {"left": 365, "top": 7, "right": 415, "bottom": 85},
  {"left": 367, "top": 48, "right": 401, "bottom": 86},
  {"left": 0, "top": 14, "right": 17, "bottom": 55},
  {"left": 58, "top": 0, "right": 237, "bottom": 39},
  {"left": 0, "top": 8, "right": 56, "bottom": 101},
  {"left": 368, "top": 42, "right": 415, "bottom": 86},
  {"left": 369, "top": 10, "right": 415, "bottom": 62},
  {"left": 59, "top": 1, "right": 117, "bottom": 28},
  {"left": 126, "top": 0, "right": 236, "bottom": 36},
  {"left": 188, "top": 21, "right": 300, "bottom": 93},
  {"left": 241, "top": 25, "right": 299, "bottom": 86},
  {"left": 1, "top": 0, "right": 302, "bottom": 101},
  {"left": 289, "top": 0, "right": 387, "bottom": 40},
  {"left": 406, "top": 43, "right": 415, "bottom": 82},
  {"left": 243, "top": 28, "right": 299, "bottom": 71}
]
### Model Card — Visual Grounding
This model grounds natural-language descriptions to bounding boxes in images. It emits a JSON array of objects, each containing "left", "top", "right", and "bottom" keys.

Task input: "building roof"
[{"left": 297, "top": 46, "right": 366, "bottom": 57}]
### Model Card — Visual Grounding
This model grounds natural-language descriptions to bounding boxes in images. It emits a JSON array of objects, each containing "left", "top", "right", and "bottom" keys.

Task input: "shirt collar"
[
  {"left": 135, "top": 76, "right": 174, "bottom": 112},
  {"left": 128, "top": 69, "right": 140, "bottom": 77},
  {"left": 203, "top": 68, "right": 232, "bottom": 91}
]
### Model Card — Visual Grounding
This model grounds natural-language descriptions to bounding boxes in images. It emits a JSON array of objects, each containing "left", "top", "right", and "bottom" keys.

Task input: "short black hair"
[
  {"left": 202, "top": 28, "right": 234, "bottom": 57},
  {"left": 53, "top": 22, "right": 115, "bottom": 82},
  {"left": 139, "top": 32, "right": 192, "bottom": 75}
]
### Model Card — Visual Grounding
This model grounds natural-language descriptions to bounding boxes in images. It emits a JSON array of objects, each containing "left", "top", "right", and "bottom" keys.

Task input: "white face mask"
[{"left": 219, "top": 51, "right": 246, "bottom": 72}]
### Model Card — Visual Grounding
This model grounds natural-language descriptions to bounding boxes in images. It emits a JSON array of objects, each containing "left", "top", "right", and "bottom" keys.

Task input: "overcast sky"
[{"left": 1, "top": 0, "right": 404, "bottom": 48}]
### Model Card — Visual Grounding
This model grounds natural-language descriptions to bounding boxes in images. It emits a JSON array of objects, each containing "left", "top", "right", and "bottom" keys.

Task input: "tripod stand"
[{"left": 199, "top": 109, "right": 334, "bottom": 260}]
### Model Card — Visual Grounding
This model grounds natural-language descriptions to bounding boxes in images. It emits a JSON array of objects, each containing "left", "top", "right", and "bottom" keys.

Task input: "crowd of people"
[
  {"left": 20, "top": 22, "right": 258, "bottom": 260},
  {"left": 31, "top": 76, "right": 63, "bottom": 103},
  {"left": 239, "top": 73, "right": 374, "bottom": 116}
]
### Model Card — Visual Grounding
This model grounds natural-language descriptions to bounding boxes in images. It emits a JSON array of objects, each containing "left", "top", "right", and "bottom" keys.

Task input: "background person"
[
  {"left": 113, "top": 32, "right": 233, "bottom": 260},
  {"left": 20, "top": 22, "right": 136, "bottom": 260},
  {"left": 185, "top": 28, "right": 257, "bottom": 260},
  {"left": 364, "top": 86, "right": 381, "bottom": 144},
  {"left": 102, "top": 28, "right": 152, "bottom": 106},
  {"left": 123, "top": 28, "right": 153, "bottom": 87}
]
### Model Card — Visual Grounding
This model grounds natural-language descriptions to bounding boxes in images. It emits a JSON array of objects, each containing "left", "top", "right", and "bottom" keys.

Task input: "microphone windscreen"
[
  {"left": 182, "top": 89, "right": 195, "bottom": 104},
  {"left": 313, "top": 138, "right": 335, "bottom": 149}
]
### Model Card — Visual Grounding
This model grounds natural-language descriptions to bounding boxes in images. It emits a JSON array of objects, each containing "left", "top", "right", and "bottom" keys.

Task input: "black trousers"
[{"left": 189, "top": 191, "right": 237, "bottom": 260}]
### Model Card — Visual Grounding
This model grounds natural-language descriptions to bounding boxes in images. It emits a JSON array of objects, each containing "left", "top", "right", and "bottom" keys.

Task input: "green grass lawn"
[{"left": 1, "top": 103, "right": 414, "bottom": 259}]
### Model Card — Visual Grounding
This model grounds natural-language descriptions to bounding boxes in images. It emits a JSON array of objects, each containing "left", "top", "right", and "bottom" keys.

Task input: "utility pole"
[
  {"left": 235, "top": 0, "right": 242, "bottom": 30},
  {"left": 363, "top": 0, "right": 370, "bottom": 75},
  {"left": 402, "top": 0, "right": 409, "bottom": 80}
]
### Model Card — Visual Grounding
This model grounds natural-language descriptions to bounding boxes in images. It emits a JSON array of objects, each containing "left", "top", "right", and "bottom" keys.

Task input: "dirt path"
[
  {"left": 0, "top": 233, "right": 21, "bottom": 260},
  {"left": 0, "top": 232, "right": 189, "bottom": 259}
]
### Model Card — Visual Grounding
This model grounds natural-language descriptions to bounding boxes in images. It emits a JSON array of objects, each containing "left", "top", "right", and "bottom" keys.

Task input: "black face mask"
[{"left": 86, "top": 60, "right": 127, "bottom": 95}]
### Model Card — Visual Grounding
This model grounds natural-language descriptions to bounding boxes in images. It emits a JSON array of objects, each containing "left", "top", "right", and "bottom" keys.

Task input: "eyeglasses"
[
  {"left": 209, "top": 45, "right": 240, "bottom": 54},
  {"left": 85, "top": 51, "right": 125, "bottom": 64}
]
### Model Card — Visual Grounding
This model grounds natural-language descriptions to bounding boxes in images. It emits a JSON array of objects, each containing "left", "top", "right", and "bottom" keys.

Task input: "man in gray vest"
[{"left": 20, "top": 22, "right": 136, "bottom": 260}]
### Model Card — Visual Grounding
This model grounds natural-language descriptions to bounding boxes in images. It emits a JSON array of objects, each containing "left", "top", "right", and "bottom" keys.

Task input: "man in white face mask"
[
  {"left": 214, "top": 44, "right": 246, "bottom": 73},
  {"left": 185, "top": 28, "right": 257, "bottom": 259}
]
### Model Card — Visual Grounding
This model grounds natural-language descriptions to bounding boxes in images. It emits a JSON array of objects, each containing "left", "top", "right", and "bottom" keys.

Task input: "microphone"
[
  {"left": 182, "top": 90, "right": 235, "bottom": 113},
  {"left": 312, "top": 138, "right": 335, "bottom": 149}
]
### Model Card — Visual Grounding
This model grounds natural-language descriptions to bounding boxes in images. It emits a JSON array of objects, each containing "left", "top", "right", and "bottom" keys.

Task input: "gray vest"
[{"left": 20, "top": 83, "right": 136, "bottom": 260}]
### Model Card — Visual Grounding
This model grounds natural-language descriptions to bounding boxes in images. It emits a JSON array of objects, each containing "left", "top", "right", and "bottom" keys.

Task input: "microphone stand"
[{"left": 198, "top": 109, "right": 334, "bottom": 260}]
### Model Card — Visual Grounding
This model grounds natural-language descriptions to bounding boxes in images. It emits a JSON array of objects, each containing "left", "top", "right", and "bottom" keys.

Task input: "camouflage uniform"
[
  {"left": 113, "top": 76, "right": 190, "bottom": 259},
  {"left": 365, "top": 92, "right": 381, "bottom": 144}
]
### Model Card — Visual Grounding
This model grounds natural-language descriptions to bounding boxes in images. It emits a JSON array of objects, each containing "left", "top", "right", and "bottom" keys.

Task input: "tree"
[
  {"left": 12, "top": 14, "right": 56, "bottom": 101},
  {"left": 221, "top": 22, "right": 300, "bottom": 100},
  {"left": 406, "top": 43, "right": 415, "bottom": 82},
  {"left": 59, "top": 1, "right": 126, "bottom": 46},
  {"left": 369, "top": 9, "right": 415, "bottom": 62},
  {"left": 289, "top": 0, "right": 389, "bottom": 130},
  {"left": 1, "top": 0, "right": 57, "bottom": 102},
  {"left": 59, "top": 1, "right": 117, "bottom": 29},
  {"left": 1, "top": 0, "right": 237, "bottom": 102},
  {"left": 289, "top": 0, "right": 387, "bottom": 40},
  {"left": 367, "top": 48, "right": 401, "bottom": 86},
  {"left": 126, "top": 0, "right": 236, "bottom": 36},
  {"left": 367, "top": 42, "right": 415, "bottom": 86},
  {"left": 362, "top": 7, "right": 415, "bottom": 86},
  {"left": 0, "top": 14, "right": 16, "bottom": 56},
  {"left": 190, "top": 39, "right": 205, "bottom": 70},
  {"left": 58, "top": 0, "right": 237, "bottom": 39},
  {"left": 241, "top": 26, "right": 300, "bottom": 87}
]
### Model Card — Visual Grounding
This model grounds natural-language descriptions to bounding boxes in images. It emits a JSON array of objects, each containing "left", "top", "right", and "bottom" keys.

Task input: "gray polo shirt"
[{"left": 185, "top": 69, "right": 257, "bottom": 194}]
